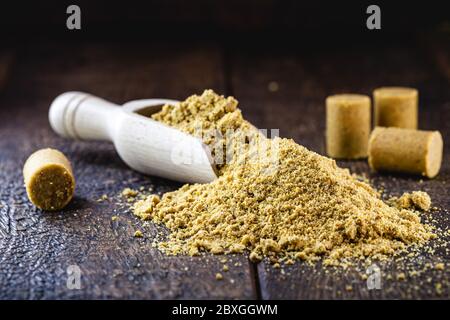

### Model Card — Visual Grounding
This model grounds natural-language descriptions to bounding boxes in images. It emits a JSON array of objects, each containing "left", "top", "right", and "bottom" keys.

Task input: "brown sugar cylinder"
[
  {"left": 373, "top": 87, "right": 418, "bottom": 129},
  {"left": 368, "top": 127, "right": 443, "bottom": 178},
  {"left": 326, "top": 94, "right": 371, "bottom": 159},
  {"left": 23, "top": 148, "right": 75, "bottom": 210}
]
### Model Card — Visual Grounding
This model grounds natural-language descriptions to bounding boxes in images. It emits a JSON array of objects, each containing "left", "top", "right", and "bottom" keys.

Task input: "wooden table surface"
[{"left": 0, "top": 33, "right": 449, "bottom": 299}]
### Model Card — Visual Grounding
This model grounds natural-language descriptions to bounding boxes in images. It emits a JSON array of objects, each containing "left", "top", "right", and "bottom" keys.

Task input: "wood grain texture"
[
  {"left": 0, "top": 42, "right": 255, "bottom": 299},
  {"left": 228, "top": 40, "right": 450, "bottom": 299},
  {"left": 0, "top": 50, "right": 13, "bottom": 91},
  {"left": 423, "top": 31, "right": 450, "bottom": 86},
  {"left": 0, "top": 37, "right": 448, "bottom": 300}
]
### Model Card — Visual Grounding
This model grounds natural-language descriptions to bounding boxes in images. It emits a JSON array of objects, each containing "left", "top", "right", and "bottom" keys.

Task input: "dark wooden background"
[{"left": 0, "top": 1, "right": 449, "bottom": 299}]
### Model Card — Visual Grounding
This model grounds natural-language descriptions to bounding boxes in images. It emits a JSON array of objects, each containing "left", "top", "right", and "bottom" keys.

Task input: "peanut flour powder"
[
  {"left": 132, "top": 90, "right": 436, "bottom": 266},
  {"left": 390, "top": 191, "right": 432, "bottom": 212}
]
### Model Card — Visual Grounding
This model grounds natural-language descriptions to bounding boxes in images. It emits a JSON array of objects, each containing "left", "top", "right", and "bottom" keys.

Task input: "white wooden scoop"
[{"left": 49, "top": 92, "right": 218, "bottom": 183}]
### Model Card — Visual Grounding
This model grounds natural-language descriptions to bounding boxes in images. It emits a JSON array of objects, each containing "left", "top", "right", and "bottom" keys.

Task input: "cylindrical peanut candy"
[
  {"left": 23, "top": 148, "right": 75, "bottom": 210},
  {"left": 368, "top": 127, "right": 443, "bottom": 178},
  {"left": 373, "top": 87, "right": 418, "bottom": 129},
  {"left": 326, "top": 94, "right": 371, "bottom": 159}
]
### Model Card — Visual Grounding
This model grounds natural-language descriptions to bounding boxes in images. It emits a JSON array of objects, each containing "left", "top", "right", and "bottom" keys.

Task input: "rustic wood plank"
[
  {"left": 0, "top": 42, "right": 256, "bottom": 299},
  {"left": 421, "top": 30, "right": 450, "bottom": 86},
  {"left": 0, "top": 50, "right": 13, "bottom": 91},
  {"left": 228, "top": 40, "right": 450, "bottom": 299}
]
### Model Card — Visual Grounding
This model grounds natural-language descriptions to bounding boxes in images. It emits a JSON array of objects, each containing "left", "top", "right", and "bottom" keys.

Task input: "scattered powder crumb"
[
  {"left": 435, "top": 263, "right": 445, "bottom": 270},
  {"left": 397, "top": 272, "right": 406, "bottom": 281},
  {"left": 223, "top": 265, "right": 229, "bottom": 272},
  {"left": 435, "top": 283, "right": 442, "bottom": 295},
  {"left": 345, "top": 285, "right": 353, "bottom": 292},
  {"left": 97, "top": 194, "right": 108, "bottom": 202},
  {"left": 134, "top": 230, "right": 143, "bottom": 238},
  {"left": 285, "top": 259, "right": 294, "bottom": 265},
  {"left": 132, "top": 90, "right": 437, "bottom": 267},
  {"left": 392, "top": 191, "right": 432, "bottom": 212},
  {"left": 267, "top": 81, "right": 279, "bottom": 92},
  {"left": 273, "top": 263, "right": 281, "bottom": 269},
  {"left": 409, "top": 270, "right": 418, "bottom": 277},
  {"left": 133, "top": 195, "right": 160, "bottom": 220},
  {"left": 249, "top": 252, "right": 263, "bottom": 263},
  {"left": 269, "top": 257, "right": 279, "bottom": 265},
  {"left": 122, "top": 188, "right": 138, "bottom": 198},
  {"left": 215, "top": 273, "right": 223, "bottom": 280},
  {"left": 111, "top": 215, "right": 118, "bottom": 221}
]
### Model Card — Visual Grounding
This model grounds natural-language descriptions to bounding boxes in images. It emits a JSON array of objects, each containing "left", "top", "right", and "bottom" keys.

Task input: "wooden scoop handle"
[
  {"left": 49, "top": 92, "right": 120, "bottom": 141},
  {"left": 49, "top": 92, "right": 218, "bottom": 183}
]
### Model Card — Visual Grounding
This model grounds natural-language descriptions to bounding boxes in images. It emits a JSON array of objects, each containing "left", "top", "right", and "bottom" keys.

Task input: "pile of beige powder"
[{"left": 132, "top": 90, "right": 435, "bottom": 266}]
